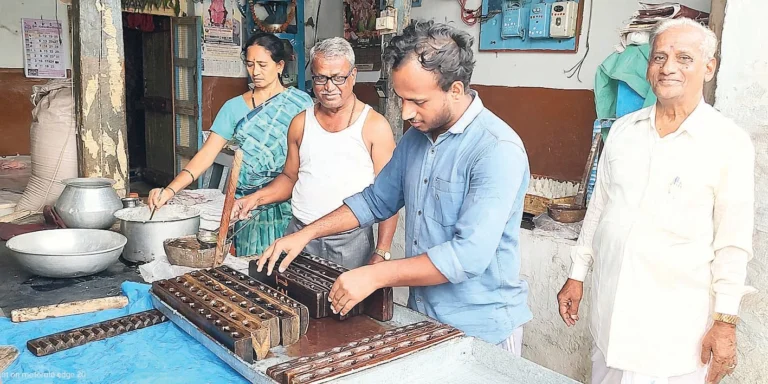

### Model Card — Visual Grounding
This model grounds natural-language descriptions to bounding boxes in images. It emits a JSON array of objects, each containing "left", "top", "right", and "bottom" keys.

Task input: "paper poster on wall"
[
  {"left": 202, "top": 0, "right": 246, "bottom": 77},
  {"left": 22, "top": 18, "right": 66, "bottom": 79},
  {"left": 202, "top": 42, "right": 244, "bottom": 77}
]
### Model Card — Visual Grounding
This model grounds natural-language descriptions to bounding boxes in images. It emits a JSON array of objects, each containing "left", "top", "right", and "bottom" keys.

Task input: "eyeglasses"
[{"left": 311, "top": 69, "right": 354, "bottom": 86}]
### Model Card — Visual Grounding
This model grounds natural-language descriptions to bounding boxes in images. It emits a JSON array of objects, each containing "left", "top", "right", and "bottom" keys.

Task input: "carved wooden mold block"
[
  {"left": 151, "top": 270, "right": 311, "bottom": 362},
  {"left": 248, "top": 252, "right": 393, "bottom": 322},
  {"left": 266, "top": 321, "right": 463, "bottom": 384},
  {"left": 27, "top": 310, "right": 167, "bottom": 357}
]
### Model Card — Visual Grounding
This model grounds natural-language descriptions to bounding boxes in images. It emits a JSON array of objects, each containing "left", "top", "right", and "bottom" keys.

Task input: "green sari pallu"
[{"left": 231, "top": 87, "right": 313, "bottom": 257}]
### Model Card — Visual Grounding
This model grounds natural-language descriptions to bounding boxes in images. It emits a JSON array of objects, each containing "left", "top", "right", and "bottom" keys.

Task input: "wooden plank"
[
  {"left": 0, "top": 346, "right": 19, "bottom": 373},
  {"left": 72, "top": 0, "right": 129, "bottom": 197},
  {"left": 174, "top": 100, "right": 198, "bottom": 116},
  {"left": 574, "top": 134, "right": 602, "bottom": 207},
  {"left": 11, "top": 296, "right": 129, "bottom": 323},
  {"left": 704, "top": 0, "right": 727, "bottom": 105},
  {"left": 175, "top": 58, "right": 196, "bottom": 68},
  {"left": 0, "top": 210, "right": 32, "bottom": 223},
  {"left": 214, "top": 149, "right": 243, "bottom": 266},
  {"left": 382, "top": 0, "right": 412, "bottom": 142}
]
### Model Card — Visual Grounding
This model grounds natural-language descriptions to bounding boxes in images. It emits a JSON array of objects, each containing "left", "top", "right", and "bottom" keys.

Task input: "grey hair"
[
  {"left": 383, "top": 19, "right": 475, "bottom": 91},
  {"left": 649, "top": 18, "right": 718, "bottom": 60},
  {"left": 310, "top": 37, "right": 355, "bottom": 67}
]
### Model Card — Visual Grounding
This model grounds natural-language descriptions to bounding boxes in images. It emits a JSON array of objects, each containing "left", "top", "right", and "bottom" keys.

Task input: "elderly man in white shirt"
[{"left": 557, "top": 18, "right": 755, "bottom": 384}]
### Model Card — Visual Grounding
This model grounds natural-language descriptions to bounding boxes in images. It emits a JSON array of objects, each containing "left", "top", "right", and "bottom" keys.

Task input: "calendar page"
[{"left": 22, "top": 18, "right": 66, "bottom": 79}]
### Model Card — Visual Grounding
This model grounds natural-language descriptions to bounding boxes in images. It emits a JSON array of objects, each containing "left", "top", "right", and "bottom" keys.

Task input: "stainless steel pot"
[
  {"left": 114, "top": 205, "right": 201, "bottom": 263},
  {"left": 6, "top": 229, "right": 126, "bottom": 278},
  {"left": 55, "top": 178, "right": 122, "bottom": 229}
]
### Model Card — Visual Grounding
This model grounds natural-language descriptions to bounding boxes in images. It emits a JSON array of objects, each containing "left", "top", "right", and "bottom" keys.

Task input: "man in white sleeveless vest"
[{"left": 231, "top": 37, "right": 398, "bottom": 269}]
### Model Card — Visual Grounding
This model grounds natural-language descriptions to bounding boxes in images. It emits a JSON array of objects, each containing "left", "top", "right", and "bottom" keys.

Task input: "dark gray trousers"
[{"left": 284, "top": 217, "right": 374, "bottom": 269}]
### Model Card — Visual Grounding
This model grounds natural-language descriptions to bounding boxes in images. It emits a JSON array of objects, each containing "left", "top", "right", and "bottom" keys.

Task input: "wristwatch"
[
  {"left": 713, "top": 312, "right": 739, "bottom": 325},
  {"left": 374, "top": 249, "right": 391, "bottom": 261}
]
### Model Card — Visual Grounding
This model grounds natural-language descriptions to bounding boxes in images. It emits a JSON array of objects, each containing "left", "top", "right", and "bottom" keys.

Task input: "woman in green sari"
[{"left": 148, "top": 32, "right": 313, "bottom": 256}]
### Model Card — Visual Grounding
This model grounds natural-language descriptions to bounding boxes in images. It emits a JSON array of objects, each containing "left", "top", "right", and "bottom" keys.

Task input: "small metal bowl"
[
  {"left": 121, "top": 197, "right": 141, "bottom": 208},
  {"left": 6, "top": 229, "right": 127, "bottom": 278}
]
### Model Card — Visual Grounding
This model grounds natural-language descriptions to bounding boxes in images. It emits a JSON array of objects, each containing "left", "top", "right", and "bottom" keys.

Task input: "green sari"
[{"left": 232, "top": 87, "right": 313, "bottom": 256}]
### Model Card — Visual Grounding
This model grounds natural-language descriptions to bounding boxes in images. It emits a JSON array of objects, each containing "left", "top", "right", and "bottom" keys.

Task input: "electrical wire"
[
  {"left": 564, "top": 0, "right": 595, "bottom": 82},
  {"left": 457, "top": 0, "right": 481, "bottom": 26}
]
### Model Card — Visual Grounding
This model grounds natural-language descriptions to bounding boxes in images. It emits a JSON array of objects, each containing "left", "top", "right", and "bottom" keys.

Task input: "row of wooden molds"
[
  {"left": 266, "top": 321, "right": 464, "bottom": 384},
  {"left": 248, "top": 252, "right": 394, "bottom": 322},
  {"left": 151, "top": 266, "right": 309, "bottom": 362}
]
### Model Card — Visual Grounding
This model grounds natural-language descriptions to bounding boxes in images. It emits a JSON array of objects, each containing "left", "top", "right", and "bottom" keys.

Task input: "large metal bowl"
[{"left": 5, "top": 229, "right": 127, "bottom": 278}]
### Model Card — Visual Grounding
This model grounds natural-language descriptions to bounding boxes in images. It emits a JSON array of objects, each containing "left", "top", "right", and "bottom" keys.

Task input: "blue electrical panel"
[
  {"left": 479, "top": 0, "right": 581, "bottom": 52},
  {"left": 501, "top": 6, "right": 529, "bottom": 38},
  {"left": 528, "top": 2, "right": 551, "bottom": 38}
]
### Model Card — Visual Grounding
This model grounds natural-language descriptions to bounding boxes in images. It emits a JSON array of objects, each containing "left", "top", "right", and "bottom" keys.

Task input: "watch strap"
[
  {"left": 374, "top": 248, "right": 390, "bottom": 260},
  {"left": 713, "top": 312, "right": 739, "bottom": 325}
]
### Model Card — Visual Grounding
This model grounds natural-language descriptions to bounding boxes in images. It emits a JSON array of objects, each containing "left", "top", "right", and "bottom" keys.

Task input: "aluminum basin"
[
  {"left": 114, "top": 205, "right": 200, "bottom": 263},
  {"left": 6, "top": 229, "right": 127, "bottom": 278}
]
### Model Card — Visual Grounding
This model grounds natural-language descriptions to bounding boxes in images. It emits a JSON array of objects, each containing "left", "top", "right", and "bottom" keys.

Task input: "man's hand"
[
  {"left": 701, "top": 321, "right": 737, "bottom": 384},
  {"left": 557, "top": 278, "right": 584, "bottom": 327},
  {"left": 256, "top": 231, "right": 312, "bottom": 276},
  {"left": 368, "top": 254, "right": 385, "bottom": 265},
  {"left": 329, "top": 266, "right": 381, "bottom": 316},
  {"left": 231, "top": 195, "right": 260, "bottom": 221}
]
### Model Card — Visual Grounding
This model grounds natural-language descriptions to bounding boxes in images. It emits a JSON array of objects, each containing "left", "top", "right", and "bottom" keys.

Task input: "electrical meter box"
[
  {"left": 550, "top": 1, "right": 578, "bottom": 38},
  {"left": 501, "top": 6, "right": 530, "bottom": 38},
  {"left": 528, "top": 3, "right": 552, "bottom": 38}
]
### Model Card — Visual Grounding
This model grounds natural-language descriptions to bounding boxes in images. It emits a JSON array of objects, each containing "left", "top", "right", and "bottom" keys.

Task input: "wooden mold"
[
  {"left": 248, "top": 252, "right": 393, "bottom": 322},
  {"left": 266, "top": 321, "right": 463, "bottom": 384},
  {"left": 151, "top": 269, "right": 311, "bottom": 361}
]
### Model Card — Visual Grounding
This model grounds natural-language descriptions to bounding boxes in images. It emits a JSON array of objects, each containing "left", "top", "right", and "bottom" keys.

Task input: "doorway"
[{"left": 122, "top": 12, "right": 203, "bottom": 195}]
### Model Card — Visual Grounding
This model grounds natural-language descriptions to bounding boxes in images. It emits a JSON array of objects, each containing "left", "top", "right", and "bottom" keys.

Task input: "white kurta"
[{"left": 570, "top": 99, "right": 756, "bottom": 377}]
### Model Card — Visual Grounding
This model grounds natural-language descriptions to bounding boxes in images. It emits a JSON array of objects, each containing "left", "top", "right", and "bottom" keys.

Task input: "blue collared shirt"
[{"left": 344, "top": 92, "right": 532, "bottom": 344}]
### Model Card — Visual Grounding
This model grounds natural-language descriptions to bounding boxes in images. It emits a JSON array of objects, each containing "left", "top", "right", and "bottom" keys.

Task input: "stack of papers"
[{"left": 618, "top": 2, "right": 709, "bottom": 50}]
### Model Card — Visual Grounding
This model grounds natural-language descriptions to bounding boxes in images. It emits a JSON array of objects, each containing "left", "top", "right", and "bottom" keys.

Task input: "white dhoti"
[{"left": 591, "top": 344, "right": 709, "bottom": 384}]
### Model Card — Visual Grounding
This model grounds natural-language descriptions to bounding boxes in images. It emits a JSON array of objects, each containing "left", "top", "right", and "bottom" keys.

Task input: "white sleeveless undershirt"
[{"left": 290, "top": 103, "right": 375, "bottom": 225}]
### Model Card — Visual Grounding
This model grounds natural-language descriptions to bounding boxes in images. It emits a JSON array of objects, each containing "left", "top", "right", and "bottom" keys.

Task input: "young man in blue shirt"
[{"left": 255, "top": 20, "right": 533, "bottom": 355}]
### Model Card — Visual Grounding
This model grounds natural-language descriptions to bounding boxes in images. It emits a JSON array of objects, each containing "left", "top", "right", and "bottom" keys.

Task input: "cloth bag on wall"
[{"left": 15, "top": 79, "right": 78, "bottom": 212}]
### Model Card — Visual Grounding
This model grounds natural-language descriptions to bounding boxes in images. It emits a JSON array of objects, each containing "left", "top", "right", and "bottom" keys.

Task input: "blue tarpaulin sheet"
[{"left": 0, "top": 282, "right": 248, "bottom": 384}]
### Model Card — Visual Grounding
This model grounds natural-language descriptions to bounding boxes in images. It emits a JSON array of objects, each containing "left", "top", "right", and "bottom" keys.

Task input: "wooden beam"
[
  {"left": 10, "top": 296, "right": 129, "bottom": 323},
  {"left": 381, "top": 0, "right": 412, "bottom": 141},
  {"left": 72, "top": 0, "right": 129, "bottom": 197},
  {"left": 704, "top": 0, "right": 727, "bottom": 105}
]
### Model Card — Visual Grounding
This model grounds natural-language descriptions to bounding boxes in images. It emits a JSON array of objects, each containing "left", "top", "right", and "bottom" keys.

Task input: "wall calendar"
[{"left": 22, "top": 18, "right": 66, "bottom": 79}]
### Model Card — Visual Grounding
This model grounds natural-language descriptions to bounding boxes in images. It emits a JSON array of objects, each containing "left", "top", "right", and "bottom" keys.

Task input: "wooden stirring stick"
[{"left": 213, "top": 149, "right": 243, "bottom": 267}]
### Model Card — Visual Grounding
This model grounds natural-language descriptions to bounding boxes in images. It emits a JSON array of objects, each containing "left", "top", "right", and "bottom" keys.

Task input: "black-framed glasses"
[{"left": 311, "top": 68, "right": 354, "bottom": 86}]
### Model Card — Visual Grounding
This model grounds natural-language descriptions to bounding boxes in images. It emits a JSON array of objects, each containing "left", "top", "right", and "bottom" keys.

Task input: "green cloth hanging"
[{"left": 594, "top": 44, "right": 657, "bottom": 119}]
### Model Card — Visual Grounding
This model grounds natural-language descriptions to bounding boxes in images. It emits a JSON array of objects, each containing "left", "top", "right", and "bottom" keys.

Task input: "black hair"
[
  {"left": 243, "top": 32, "right": 289, "bottom": 64},
  {"left": 383, "top": 20, "right": 475, "bottom": 91}
]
